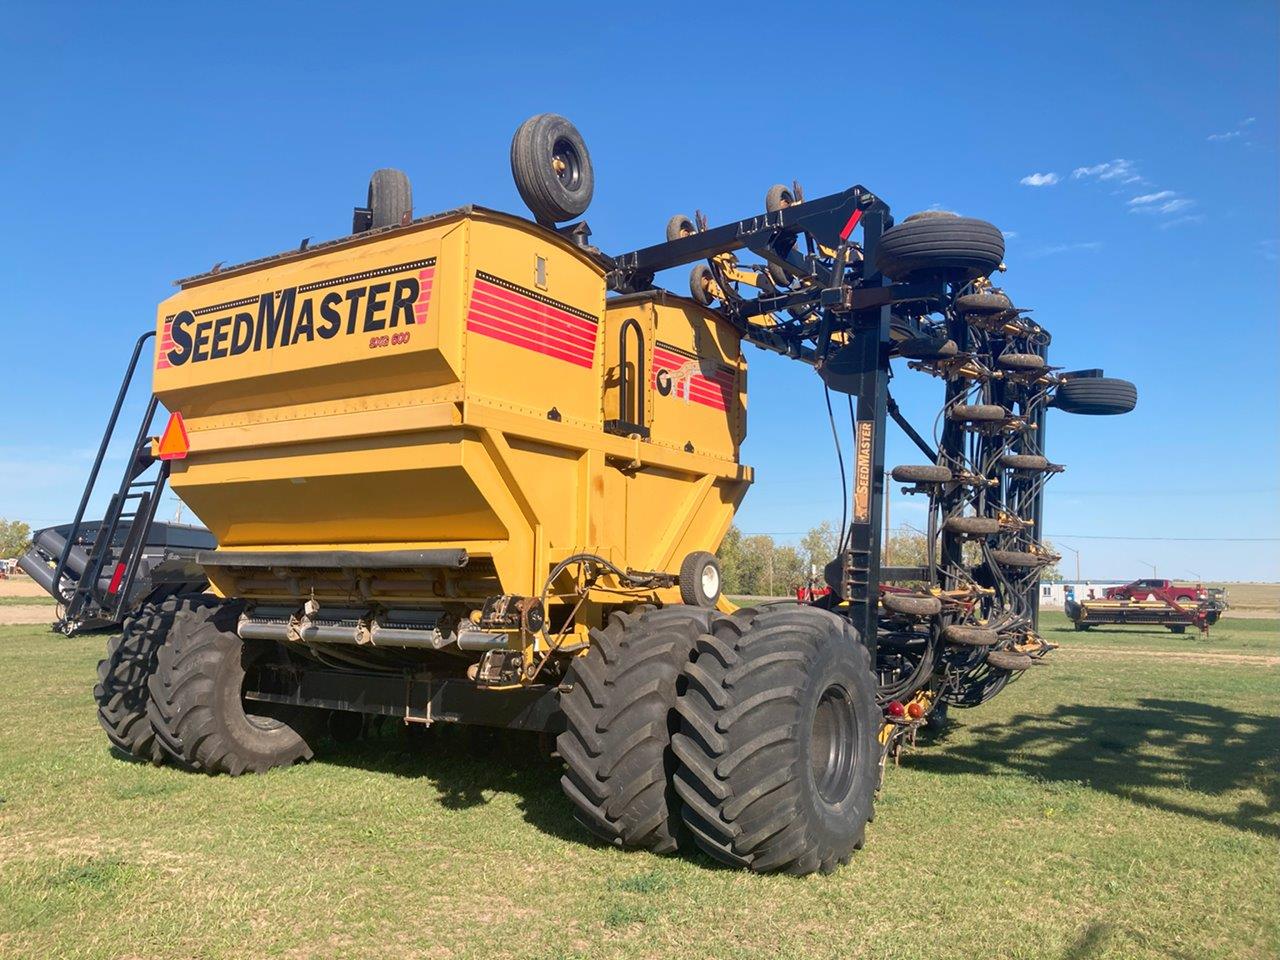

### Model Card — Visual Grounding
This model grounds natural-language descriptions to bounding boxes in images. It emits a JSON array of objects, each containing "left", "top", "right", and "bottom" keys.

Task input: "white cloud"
[
  {"left": 1208, "top": 117, "right": 1258, "bottom": 142},
  {"left": 1001, "top": 230, "right": 1018, "bottom": 240},
  {"left": 1071, "top": 159, "right": 1137, "bottom": 181},
  {"left": 1127, "top": 192, "right": 1194, "bottom": 216},
  {"left": 1131, "top": 190, "right": 1177, "bottom": 206},
  {"left": 1159, "top": 215, "right": 1205, "bottom": 229},
  {"left": 1019, "top": 172, "right": 1060, "bottom": 187},
  {"left": 1128, "top": 191, "right": 1176, "bottom": 205},
  {"left": 1027, "top": 241, "right": 1103, "bottom": 258}
]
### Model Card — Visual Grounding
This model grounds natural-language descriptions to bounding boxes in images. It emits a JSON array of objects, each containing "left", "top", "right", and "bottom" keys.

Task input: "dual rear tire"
[
  {"left": 558, "top": 604, "right": 878, "bottom": 874},
  {"left": 93, "top": 595, "right": 316, "bottom": 774},
  {"left": 147, "top": 600, "right": 315, "bottom": 775}
]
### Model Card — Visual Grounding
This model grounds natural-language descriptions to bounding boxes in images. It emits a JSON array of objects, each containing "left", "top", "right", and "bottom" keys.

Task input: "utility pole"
[
  {"left": 883, "top": 480, "right": 891, "bottom": 566},
  {"left": 1060, "top": 543, "right": 1081, "bottom": 583},
  {"left": 1139, "top": 559, "right": 1157, "bottom": 579}
]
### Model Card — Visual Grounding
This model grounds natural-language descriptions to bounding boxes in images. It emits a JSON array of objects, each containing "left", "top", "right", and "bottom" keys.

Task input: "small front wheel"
[{"left": 679, "top": 551, "right": 722, "bottom": 608}]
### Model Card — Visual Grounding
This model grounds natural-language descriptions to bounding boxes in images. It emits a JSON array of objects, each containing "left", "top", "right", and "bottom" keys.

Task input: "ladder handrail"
[{"left": 52, "top": 330, "right": 155, "bottom": 599}]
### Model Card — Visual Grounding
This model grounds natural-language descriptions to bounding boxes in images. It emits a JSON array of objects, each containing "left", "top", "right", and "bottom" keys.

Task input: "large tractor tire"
[
  {"left": 873, "top": 212, "right": 1005, "bottom": 283},
  {"left": 148, "top": 600, "right": 316, "bottom": 775},
  {"left": 1051, "top": 377, "right": 1137, "bottom": 416},
  {"left": 367, "top": 168, "right": 413, "bottom": 229},
  {"left": 94, "top": 599, "right": 183, "bottom": 763},
  {"left": 510, "top": 113, "right": 594, "bottom": 224},
  {"left": 557, "top": 606, "right": 712, "bottom": 853},
  {"left": 673, "top": 606, "right": 878, "bottom": 875}
]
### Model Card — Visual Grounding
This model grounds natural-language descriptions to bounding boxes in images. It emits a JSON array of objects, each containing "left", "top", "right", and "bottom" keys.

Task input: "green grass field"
[
  {"left": 1, "top": 616, "right": 1276, "bottom": 960},
  {"left": 0, "top": 596, "right": 55, "bottom": 607}
]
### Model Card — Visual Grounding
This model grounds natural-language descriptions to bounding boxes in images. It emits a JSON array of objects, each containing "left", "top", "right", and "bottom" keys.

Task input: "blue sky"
[{"left": 1, "top": 2, "right": 1276, "bottom": 581}]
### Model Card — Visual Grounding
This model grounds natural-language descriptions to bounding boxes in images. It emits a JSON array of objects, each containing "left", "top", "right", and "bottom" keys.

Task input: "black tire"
[
  {"left": 510, "top": 114, "right": 594, "bottom": 224},
  {"left": 765, "top": 184, "right": 794, "bottom": 213},
  {"left": 679, "top": 551, "right": 722, "bottom": 608},
  {"left": 766, "top": 261, "right": 792, "bottom": 288},
  {"left": 1074, "top": 623, "right": 1091, "bottom": 631},
  {"left": 367, "top": 168, "right": 412, "bottom": 230},
  {"left": 666, "top": 214, "right": 695, "bottom": 242},
  {"left": 689, "top": 263, "right": 714, "bottom": 305},
  {"left": 924, "top": 699, "right": 950, "bottom": 731},
  {"left": 1052, "top": 377, "right": 1137, "bottom": 416},
  {"left": 989, "top": 549, "right": 1051, "bottom": 569},
  {"left": 1168, "top": 625, "right": 1187, "bottom": 635},
  {"left": 673, "top": 606, "right": 877, "bottom": 874},
  {"left": 896, "top": 336, "right": 958, "bottom": 360},
  {"left": 94, "top": 600, "right": 181, "bottom": 763},
  {"left": 954, "top": 290, "right": 1013, "bottom": 315},
  {"left": 1001, "top": 454, "right": 1051, "bottom": 471},
  {"left": 944, "top": 516, "right": 1002, "bottom": 536},
  {"left": 327, "top": 710, "right": 365, "bottom": 744},
  {"left": 557, "top": 607, "right": 710, "bottom": 853},
  {"left": 148, "top": 600, "right": 316, "bottom": 775},
  {"left": 891, "top": 464, "right": 952, "bottom": 484},
  {"left": 942, "top": 624, "right": 998, "bottom": 646},
  {"left": 882, "top": 593, "right": 942, "bottom": 617},
  {"left": 986, "top": 649, "right": 1033, "bottom": 671},
  {"left": 874, "top": 214, "right": 1005, "bottom": 283},
  {"left": 950, "top": 403, "right": 1007, "bottom": 423},
  {"left": 997, "top": 353, "right": 1046, "bottom": 371}
]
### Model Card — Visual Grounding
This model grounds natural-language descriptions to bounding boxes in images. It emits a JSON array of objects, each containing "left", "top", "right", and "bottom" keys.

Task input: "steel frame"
[{"left": 605, "top": 186, "right": 1053, "bottom": 705}]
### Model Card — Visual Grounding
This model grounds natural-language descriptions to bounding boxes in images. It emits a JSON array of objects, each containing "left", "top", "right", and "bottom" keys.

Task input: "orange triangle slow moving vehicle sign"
[{"left": 156, "top": 412, "right": 190, "bottom": 461}]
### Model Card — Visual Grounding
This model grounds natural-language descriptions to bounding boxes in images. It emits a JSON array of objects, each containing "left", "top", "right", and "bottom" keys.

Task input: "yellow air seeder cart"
[{"left": 38, "top": 113, "right": 1134, "bottom": 874}]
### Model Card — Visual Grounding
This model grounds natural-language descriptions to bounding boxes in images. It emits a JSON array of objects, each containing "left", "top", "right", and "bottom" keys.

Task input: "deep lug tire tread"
[
  {"left": 147, "top": 599, "right": 315, "bottom": 775},
  {"left": 557, "top": 606, "right": 711, "bottom": 853},
  {"left": 94, "top": 600, "right": 181, "bottom": 763},
  {"left": 673, "top": 606, "right": 878, "bottom": 875}
]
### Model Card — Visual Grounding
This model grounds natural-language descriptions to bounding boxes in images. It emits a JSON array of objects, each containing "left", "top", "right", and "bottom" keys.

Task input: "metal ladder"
[{"left": 53, "top": 331, "right": 171, "bottom": 632}]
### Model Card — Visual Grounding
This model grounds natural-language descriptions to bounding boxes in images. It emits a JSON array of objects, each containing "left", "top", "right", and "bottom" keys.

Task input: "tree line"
[{"left": 717, "top": 521, "right": 1059, "bottom": 596}]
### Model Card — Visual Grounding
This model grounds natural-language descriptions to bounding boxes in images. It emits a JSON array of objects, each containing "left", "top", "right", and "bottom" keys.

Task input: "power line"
[
  {"left": 1047, "top": 534, "right": 1279, "bottom": 543},
  {"left": 740, "top": 530, "right": 1279, "bottom": 543}
]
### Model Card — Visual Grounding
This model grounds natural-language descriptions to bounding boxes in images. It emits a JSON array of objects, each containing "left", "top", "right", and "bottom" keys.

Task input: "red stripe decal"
[
  {"left": 466, "top": 315, "right": 593, "bottom": 364},
  {"left": 468, "top": 295, "right": 598, "bottom": 349},
  {"left": 839, "top": 208, "right": 863, "bottom": 241},
  {"left": 466, "top": 317, "right": 593, "bottom": 367},
  {"left": 474, "top": 280, "right": 598, "bottom": 332}
]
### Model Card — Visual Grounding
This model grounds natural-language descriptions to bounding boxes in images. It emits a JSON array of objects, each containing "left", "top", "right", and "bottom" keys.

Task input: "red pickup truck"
[{"left": 1103, "top": 579, "right": 1206, "bottom": 605}]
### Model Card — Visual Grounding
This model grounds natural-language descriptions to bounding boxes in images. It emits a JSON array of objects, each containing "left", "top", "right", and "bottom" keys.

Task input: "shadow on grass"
[
  {"left": 915, "top": 698, "right": 1280, "bottom": 838},
  {"left": 308, "top": 723, "right": 740, "bottom": 870},
  {"left": 314, "top": 722, "right": 583, "bottom": 842}
]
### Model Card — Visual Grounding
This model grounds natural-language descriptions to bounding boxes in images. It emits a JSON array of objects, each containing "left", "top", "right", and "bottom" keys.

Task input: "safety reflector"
[
  {"left": 107, "top": 562, "right": 126, "bottom": 595},
  {"left": 157, "top": 412, "right": 190, "bottom": 461}
]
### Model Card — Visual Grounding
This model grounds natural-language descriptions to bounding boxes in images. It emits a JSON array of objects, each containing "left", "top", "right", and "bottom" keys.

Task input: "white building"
[{"left": 1038, "top": 581, "right": 1125, "bottom": 609}]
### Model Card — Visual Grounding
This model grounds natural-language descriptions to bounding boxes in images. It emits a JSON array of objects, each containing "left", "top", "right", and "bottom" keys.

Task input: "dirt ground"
[
  {"left": 1210, "top": 582, "right": 1280, "bottom": 618},
  {"left": 0, "top": 577, "right": 45, "bottom": 598}
]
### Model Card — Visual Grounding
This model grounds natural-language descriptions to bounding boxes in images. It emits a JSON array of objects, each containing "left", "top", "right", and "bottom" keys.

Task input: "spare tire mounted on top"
[
  {"left": 873, "top": 210, "right": 1005, "bottom": 283},
  {"left": 511, "top": 114, "right": 595, "bottom": 224}
]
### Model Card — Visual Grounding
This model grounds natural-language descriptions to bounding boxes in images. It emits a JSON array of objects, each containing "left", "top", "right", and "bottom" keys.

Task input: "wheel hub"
[{"left": 810, "top": 684, "right": 858, "bottom": 805}]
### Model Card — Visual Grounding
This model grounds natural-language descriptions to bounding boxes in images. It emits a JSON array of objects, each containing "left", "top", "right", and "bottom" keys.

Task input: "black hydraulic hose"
[{"left": 824, "top": 385, "right": 849, "bottom": 555}]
